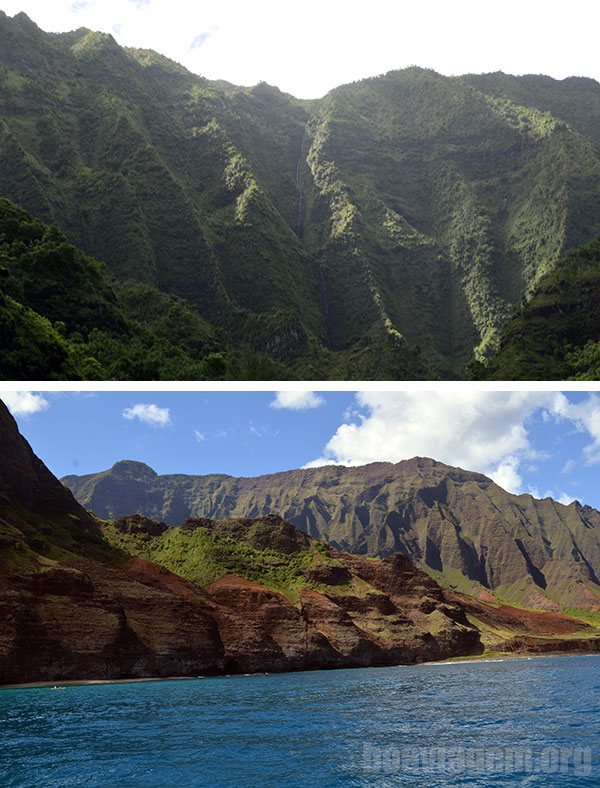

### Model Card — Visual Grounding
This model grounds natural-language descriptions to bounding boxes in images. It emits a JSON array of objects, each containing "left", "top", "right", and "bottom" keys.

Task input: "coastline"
[
  {"left": 2, "top": 650, "right": 599, "bottom": 691},
  {"left": 425, "top": 650, "right": 600, "bottom": 666},
  {"left": 0, "top": 676, "right": 203, "bottom": 691}
]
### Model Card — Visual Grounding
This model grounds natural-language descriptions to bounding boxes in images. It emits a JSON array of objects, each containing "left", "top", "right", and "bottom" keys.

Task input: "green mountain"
[
  {"left": 2, "top": 11, "right": 600, "bottom": 378},
  {"left": 63, "top": 458, "right": 600, "bottom": 612},
  {"left": 481, "top": 236, "right": 600, "bottom": 380}
]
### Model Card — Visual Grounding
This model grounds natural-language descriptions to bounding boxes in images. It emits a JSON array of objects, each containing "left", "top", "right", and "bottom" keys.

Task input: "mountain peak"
[
  {"left": 110, "top": 460, "right": 158, "bottom": 481},
  {"left": 70, "top": 29, "right": 122, "bottom": 59},
  {"left": 12, "top": 11, "right": 38, "bottom": 28}
]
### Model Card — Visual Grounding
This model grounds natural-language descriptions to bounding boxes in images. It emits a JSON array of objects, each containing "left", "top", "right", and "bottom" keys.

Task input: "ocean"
[{"left": 1, "top": 655, "right": 598, "bottom": 786}]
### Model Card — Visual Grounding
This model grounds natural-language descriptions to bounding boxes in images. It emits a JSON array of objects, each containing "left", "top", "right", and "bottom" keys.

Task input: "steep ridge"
[
  {"left": 63, "top": 458, "right": 600, "bottom": 610},
  {"left": 0, "top": 400, "right": 486, "bottom": 684},
  {"left": 2, "top": 12, "right": 600, "bottom": 377}
]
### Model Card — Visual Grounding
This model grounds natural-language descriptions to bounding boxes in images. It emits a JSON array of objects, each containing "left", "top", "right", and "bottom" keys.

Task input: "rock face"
[
  {"left": 199, "top": 551, "right": 479, "bottom": 674},
  {"left": 64, "top": 459, "right": 600, "bottom": 609},
  {"left": 0, "top": 402, "right": 484, "bottom": 684},
  {"left": 0, "top": 561, "right": 225, "bottom": 684},
  {"left": 444, "top": 590, "right": 600, "bottom": 654}
]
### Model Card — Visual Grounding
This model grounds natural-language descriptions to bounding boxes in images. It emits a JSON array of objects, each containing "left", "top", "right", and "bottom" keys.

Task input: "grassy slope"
[
  {"left": 4, "top": 502, "right": 597, "bottom": 657},
  {"left": 98, "top": 515, "right": 600, "bottom": 651},
  {"left": 102, "top": 515, "right": 341, "bottom": 600},
  {"left": 0, "top": 508, "right": 327, "bottom": 601}
]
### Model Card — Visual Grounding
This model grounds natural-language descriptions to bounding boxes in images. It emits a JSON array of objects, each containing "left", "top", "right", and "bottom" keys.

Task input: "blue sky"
[
  {"left": 1, "top": 1, "right": 599, "bottom": 98},
  {"left": 4, "top": 390, "right": 600, "bottom": 509},
  {"left": 3, "top": 391, "right": 353, "bottom": 478}
]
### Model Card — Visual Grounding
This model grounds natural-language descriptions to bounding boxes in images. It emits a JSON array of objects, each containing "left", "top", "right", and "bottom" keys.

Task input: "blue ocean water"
[{"left": 0, "top": 655, "right": 598, "bottom": 787}]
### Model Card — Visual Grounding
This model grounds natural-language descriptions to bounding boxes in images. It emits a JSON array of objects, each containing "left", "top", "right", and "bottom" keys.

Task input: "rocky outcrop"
[
  {"left": 0, "top": 560, "right": 225, "bottom": 685},
  {"left": 444, "top": 589, "right": 600, "bottom": 655},
  {"left": 63, "top": 458, "right": 600, "bottom": 609},
  {"left": 0, "top": 535, "right": 483, "bottom": 684}
]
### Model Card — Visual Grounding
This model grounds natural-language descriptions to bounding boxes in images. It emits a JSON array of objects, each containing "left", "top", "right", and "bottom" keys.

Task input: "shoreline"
[
  {"left": 0, "top": 675, "right": 203, "bottom": 691},
  {"left": 2, "top": 651, "right": 599, "bottom": 691},
  {"left": 424, "top": 650, "right": 600, "bottom": 666}
]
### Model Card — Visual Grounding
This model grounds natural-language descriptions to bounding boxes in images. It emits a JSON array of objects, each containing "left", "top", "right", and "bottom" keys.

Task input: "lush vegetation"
[
  {"left": 2, "top": 12, "right": 600, "bottom": 378},
  {"left": 0, "top": 198, "right": 230, "bottom": 379},
  {"left": 0, "top": 196, "right": 430, "bottom": 380},
  {"left": 480, "top": 236, "right": 600, "bottom": 380},
  {"left": 102, "top": 516, "right": 343, "bottom": 600}
]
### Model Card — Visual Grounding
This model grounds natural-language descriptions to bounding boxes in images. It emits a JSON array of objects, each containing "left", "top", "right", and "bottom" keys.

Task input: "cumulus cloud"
[
  {"left": 306, "top": 391, "right": 566, "bottom": 494},
  {"left": 490, "top": 455, "right": 523, "bottom": 493},
  {"left": 271, "top": 391, "right": 325, "bottom": 411},
  {"left": 553, "top": 394, "right": 600, "bottom": 466},
  {"left": 2, "top": 391, "right": 49, "bottom": 416},
  {"left": 194, "top": 429, "right": 207, "bottom": 442},
  {"left": 122, "top": 403, "right": 171, "bottom": 427}
]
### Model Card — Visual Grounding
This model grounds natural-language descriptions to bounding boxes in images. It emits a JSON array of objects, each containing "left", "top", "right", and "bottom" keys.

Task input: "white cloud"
[
  {"left": 557, "top": 492, "right": 576, "bottom": 506},
  {"left": 5, "top": 0, "right": 599, "bottom": 99},
  {"left": 2, "top": 391, "right": 49, "bottom": 416},
  {"left": 303, "top": 456, "right": 340, "bottom": 470},
  {"left": 527, "top": 483, "right": 577, "bottom": 506},
  {"left": 307, "top": 391, "right": 566, "bottom": 494},
  {"left": 561, "top": 458, "right": 576, "bottom": 475},
  {"left": 489, "top": 455, "right": 523, "bottom": 493},
  {"left": 553, "top": 395, "right": 600, "bottom": 466},
  {"left": 249, "top": 420, "right": 279, "bottom": 438},
  {"left": 122, "top": 403, "right": 171, "bottom": 427},
  {"left": 194, "top": 430, "right": 207, "bottom": 442},
  {"left": 271, "top": 391, "right": 325, "bottom": 411}
]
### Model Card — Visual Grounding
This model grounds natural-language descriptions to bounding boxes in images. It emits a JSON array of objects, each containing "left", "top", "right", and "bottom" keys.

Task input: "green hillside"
[
  {"left": 103, "top": 514, "right": 345, "bottom": 600},
  {"left": 2, "top": 12, "right": 600, "bottom": 378},
  {"left": 0, "top": 196, "right": 429, "bottom": 380},
  {"left": 0, "top": 197, "right": 230, "bottom": 379},
  {"left": 482, "top": 236, "right": 600, "bottom": 380}
]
